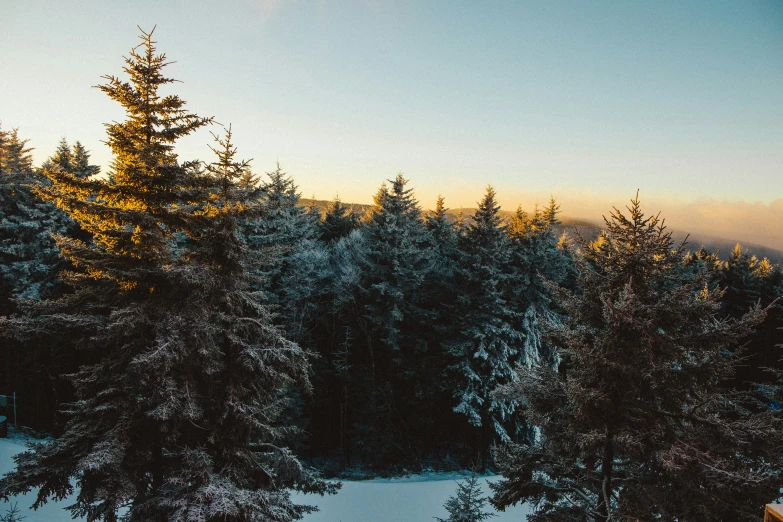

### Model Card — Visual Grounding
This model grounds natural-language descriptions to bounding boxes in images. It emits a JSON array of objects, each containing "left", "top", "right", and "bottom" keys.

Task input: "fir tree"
[
  {"left": 320, "top": 196, "right": 359, "bottom": 243},
  {"left": 0, "top": 127, "right": 34, "bottom": 175},
  {"left": 70, "top": 141, "right": 101, "bottom": 179},
  {"left": 41, "top": 138, "right": 73, "bottom": 173},
  {"left": 436, "top": 473, "right": 496, "bottom": 522},
  {"left": 0, "top": 28, "right": 334, "bottom": 521},
  {"left": 241, "top": 162, "right": 318, "bottom": 304},
  {"left": 491, "top": 194, "right": 783, "bottom": 521},
  {"left": 41, "top": 139, "right": 100, "bottom": 179},
  {"left": 448, "top": 186, "right": 524, "bottom": 463},
  {"left": 349, "top": 173, "right": 435, "bottom": 465}
]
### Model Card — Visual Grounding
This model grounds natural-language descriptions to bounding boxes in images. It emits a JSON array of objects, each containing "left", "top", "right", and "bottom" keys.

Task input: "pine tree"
[
  {"left": 70, "top": 141, "right": 101, "bottom": 179},
  {"left": 0, "top": 127, "right": 34, "bottom": 175},
  {"left": 320, "top": 196, "right": 359, "bottom": 243},
  {"left": 0, "top": 127, "right": 78, "bottom": 431},
  {"left": 348, "top": 173, "right": 435, "bottom": 464},
  {"left": 448, "top": 186, "right": 524, "bottom": 462},
  {"left": 241, "top": 162, "right": 318, "bottom": 305},
  {"left": 0, "top": 28, "right": 334, "bottom": 521},
  {"left": 41, "top": 138, "right": 73, "bottom": 173},
  {"left": 41, "top": 139, "right": 101, "bottom": 179},
  {"left": 491, "top": 194, "right": 783, "bottom": 521},
  {"left": 436, "top": 473, "right": 496, "bottom": 522}
]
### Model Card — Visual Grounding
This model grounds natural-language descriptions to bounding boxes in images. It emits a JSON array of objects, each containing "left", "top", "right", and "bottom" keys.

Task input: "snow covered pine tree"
[
  {"left": 491, "top": 193, "right": 783, "bottom": 521},
  {"left": 0, "top": 126, "right": 77, "bottom": 307},
  {"left": 448, "top": 186, "right": 524, "bottom": 466},
  {"left": 0, "top": 28, "right": 335, "bottom": 521},
  {"left": 436, "top": 473, "right": 496, "bottom": 522},
  {"left": 0, "top": 127, "right": 96, "bottom": 430}
]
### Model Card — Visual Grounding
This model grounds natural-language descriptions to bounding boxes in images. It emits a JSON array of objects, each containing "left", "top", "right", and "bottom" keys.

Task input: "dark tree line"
[
  {"left": 1, "top": 27, "right": 782, "bottom": 522},
  {"left": 491, "top": 197, "right": 783, "bottom": 521}
]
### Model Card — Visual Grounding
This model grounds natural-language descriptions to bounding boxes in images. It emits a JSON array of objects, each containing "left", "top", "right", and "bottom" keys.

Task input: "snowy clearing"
[
  {"left": 1, "top": 435, "right": 530, "bottom": 521},
  {"left": 292, "top": 474, "right": 530, "bottom": 522}
]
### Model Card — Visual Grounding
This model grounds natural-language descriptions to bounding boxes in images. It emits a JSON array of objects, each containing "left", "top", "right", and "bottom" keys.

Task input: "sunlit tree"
[
  {"left": 491, "top": 194, "right": 783, "bottom": 521},
  {"left": 0, "top": 28, "right": 334, "bottom": 522}
]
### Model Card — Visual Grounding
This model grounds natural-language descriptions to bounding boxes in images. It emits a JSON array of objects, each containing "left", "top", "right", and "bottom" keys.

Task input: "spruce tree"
[
  {"left": 41, "top": 138, "right": 73, "bottom": 173},
  {"left": 70, "top": 141, "right": 101, "bottom": 179},
  {"left": 0, "top": 127, "right": 78, "bottom": 431},
  {"left": 0, "top": 28, "right": 333, "bottom": 521},
  {"left": 0, "top": 127, "right": 34, "bottom": 175},
  {"left": 717, "top": 244, "right": 783, "bottom": 387},
  {"left": 436, "top": 473, "right": 496, "bottom": 522},
  {"left": 320, "top": 196, "right": 359, "bottom": 243},
  {"left": 241, "top": 162, "right": 318, "bottom": 305},
  {"left": 425, "top": 196, "right": 458, "bottom": 254},
  {"left": 360, "top": 174, "right": 430, "bottom": 353},
  {"left": 0, "top": 129, "right": 74, "bottom": 303},
  {"left": 0, "top": 124, "right": 6, "bottom": 170},
  {"left": 41, "top": 139, "right": 101, "bottom": 180},
  {"left": 349, "top": 173, "right": 435, "bottom": 465},
  {"left": 491, "top": 194, "right": 783, "bottom": 521},
  {"left": 448, "top": 186, "right": 524, "bottom": 463},
  {"left": 506, "top": 199, "right": 571, "bottom": 367}
]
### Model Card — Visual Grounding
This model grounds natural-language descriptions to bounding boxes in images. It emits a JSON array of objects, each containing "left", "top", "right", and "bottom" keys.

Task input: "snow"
[
  {"left": 1, "top": 433, "right": 530, "bottom": 521},
  {"left": 293, "top": 474, "right": 531, "bottom": 522},
  {"left": 0, "top": 436, "right": 84, "bottom": 522}
]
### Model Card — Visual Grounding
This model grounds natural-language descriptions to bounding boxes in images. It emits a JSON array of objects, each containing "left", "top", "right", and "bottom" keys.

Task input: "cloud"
[
  {"left": 660, "top": 198, "right": 783, "bottom": 252},
  {"left": 558, "top": 192, "right": 783, "bottom": 253}
]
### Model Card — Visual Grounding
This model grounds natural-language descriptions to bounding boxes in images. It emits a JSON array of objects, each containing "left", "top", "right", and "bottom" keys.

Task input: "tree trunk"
[{"left": 596, "top": 425, "right": 613, "bottom": 521}]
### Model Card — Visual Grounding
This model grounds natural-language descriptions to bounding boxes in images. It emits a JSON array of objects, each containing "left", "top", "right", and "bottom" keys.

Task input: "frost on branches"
[
  {"left": 491, "top": 193, "right": 783, "bottom": 521},
  {"left": 0, "top": 28, "right": 335, "bottom": 522}
]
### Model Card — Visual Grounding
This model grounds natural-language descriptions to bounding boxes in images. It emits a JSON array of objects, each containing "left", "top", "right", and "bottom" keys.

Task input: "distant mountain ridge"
[{"left": 300, "top": 199, "right": 783, "bottom": 263}]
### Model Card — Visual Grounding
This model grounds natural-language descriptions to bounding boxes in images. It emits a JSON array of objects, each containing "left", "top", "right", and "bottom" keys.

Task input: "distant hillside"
[
  {"left": 300, "top": 199, "right": 783, "bottom": 263},
  {"left": 549, "top": 215, "right": 783, "bottom": 263},
  {"left": 671, "top": 230, "right": 783, "bottom": 264},
  {"left": 300, "top": 198, "right": 374, "bottom": 216}
]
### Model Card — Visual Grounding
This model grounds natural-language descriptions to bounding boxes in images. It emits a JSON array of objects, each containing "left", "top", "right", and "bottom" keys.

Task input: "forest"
[{"left": 1, "top": 28, "right": 782, "bottom": 522}]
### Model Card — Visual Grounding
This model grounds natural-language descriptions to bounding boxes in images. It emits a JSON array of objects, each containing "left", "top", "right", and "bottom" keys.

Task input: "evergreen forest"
[{"left": 0, "top": 28, "right": 781, "bottom": 522}]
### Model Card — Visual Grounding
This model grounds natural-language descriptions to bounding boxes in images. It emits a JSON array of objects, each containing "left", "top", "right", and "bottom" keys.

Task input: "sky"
[{"left": 2, "top": 1, "right": 782, "bottom": 248}]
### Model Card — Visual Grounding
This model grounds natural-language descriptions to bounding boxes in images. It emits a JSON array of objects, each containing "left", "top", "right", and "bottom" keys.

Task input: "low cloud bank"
[{"left": 560, "top": 195, "right": 783, "bottom": 254}]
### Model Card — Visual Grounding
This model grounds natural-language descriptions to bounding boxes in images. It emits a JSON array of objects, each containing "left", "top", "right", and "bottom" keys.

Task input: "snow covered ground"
[
  {"left": 292, "top": 474, "right": 531, "bottom": 521},
  {"left": 1, "top": 433, "right": 530, "bottom": 521},
  {"left": 0, "top": 435, "right": 84, "bottom": 522}
]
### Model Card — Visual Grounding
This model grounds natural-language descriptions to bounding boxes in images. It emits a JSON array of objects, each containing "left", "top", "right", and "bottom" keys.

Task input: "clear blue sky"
[{"left": 2, "top": 1, "right": 782, "bottom": 234}]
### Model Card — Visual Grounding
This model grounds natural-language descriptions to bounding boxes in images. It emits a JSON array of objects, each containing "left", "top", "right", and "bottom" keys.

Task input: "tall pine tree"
[
  {"left": 491, "top": 194, "right": 783, "bottom": 521},
  {"left": 0, "top": 29, "right": 334, "bottom": 521},
  {"left": 448, "top": 186, "right": 524, "bottom": 465}
]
